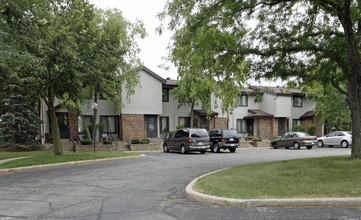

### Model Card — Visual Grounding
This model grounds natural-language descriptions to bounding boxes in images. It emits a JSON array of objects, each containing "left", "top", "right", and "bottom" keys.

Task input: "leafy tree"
[
  {"left": 302, "top": 82, "right": 351, "bottom": 133},
  {"left": 1, "top": 0, "right": 96, "bottom": 155},
  {"left": 160, "top": 0, "right": 361, "bottom": 159},
  {"left": 0, "top": 85, "right": 42, "bottom": 150}
]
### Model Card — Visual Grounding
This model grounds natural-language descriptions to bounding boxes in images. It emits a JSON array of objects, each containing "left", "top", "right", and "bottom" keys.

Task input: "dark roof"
[
  {"left": 250, "top": 86, "right": 303, "bottom": 96},
  {"left": 244, "top": 109, "right": 274, "bottom": 119},
  {"left": 194, "top": 109, "right": 219, "bottom": 118},
  {"left": 163, "top": 78, "right": 178, "bottom": 88},
  {"left": 142, "top": 66, "right": 166, "bottom": 83},
  {"left": 300, "top": 111, "right": 315, "bottom": 119}
]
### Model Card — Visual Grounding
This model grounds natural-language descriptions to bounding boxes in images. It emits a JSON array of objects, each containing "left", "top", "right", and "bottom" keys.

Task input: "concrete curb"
[
  {"left": 185, "top": 168, "right": 361, "bottom": 207},
  {"left": 0, "top": 154, "right": 145, "bottom": 175}
]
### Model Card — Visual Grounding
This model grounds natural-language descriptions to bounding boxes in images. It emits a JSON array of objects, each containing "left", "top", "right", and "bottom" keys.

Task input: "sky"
[{"left": 89, "top": 0, "right": 283, "bottom": 86}]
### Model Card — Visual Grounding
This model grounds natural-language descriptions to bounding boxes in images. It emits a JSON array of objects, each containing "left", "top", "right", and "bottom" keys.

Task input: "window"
[
  {"left": 237, "top": 95, "right": 248, "bottom": 107},
  {"left": 100, "top": 116, "right": 116, "bottom": 134},
  {"left": 159, "top": 117, "right": 169, "bottom": 134},
  {"left": 162, "top": 88, "right": 169, "bottom": 102},
  {"left": 175, "top": 130, "right": 189, "bottom": 138},
  {"left": 178, "top": 117, "right": 191, "bottom": 128},
  {"left": 292, "top": 119, "right": 301, "bottom": 131},
  {"left": 78, "top": 116, "right": 93, "bottom": 133},
  {"left": 237, "top": 119, "right": 247, "bottom": 133},
  {"left": 293, "top": 96, "right": 303, "bottom": 107}
]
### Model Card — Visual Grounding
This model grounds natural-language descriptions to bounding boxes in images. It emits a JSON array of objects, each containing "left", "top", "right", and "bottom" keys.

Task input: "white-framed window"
[
  {"left": 293, "top": 96, "right": 303, "bottom": 107},
  {"left": 100, "top": 116, "right": 116, "bottom": 133},
  {"left": 238, "top": 95, "right": 248, "bottom": 107}
]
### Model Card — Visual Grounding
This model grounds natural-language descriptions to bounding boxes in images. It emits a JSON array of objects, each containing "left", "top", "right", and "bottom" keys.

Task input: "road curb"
[
  {"left": 0, "top": 154, "right": 145, "bottom": 175},
  {"left": 185, "top": 168, "right": 361, "bottom": 207}
]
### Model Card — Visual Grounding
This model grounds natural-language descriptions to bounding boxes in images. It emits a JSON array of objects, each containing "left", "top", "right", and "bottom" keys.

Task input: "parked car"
[
  {"left": 271, "top": 132, "right": 317, "bottom": 150},
  {"left": 163, "top": 128, "right": 210, "bottom": 154},
  {"left": 317, "top": 131, "right": 352, "bottom": 148},
  {"left": 209, "top": 129, "right": 240, "bottom": 153}
]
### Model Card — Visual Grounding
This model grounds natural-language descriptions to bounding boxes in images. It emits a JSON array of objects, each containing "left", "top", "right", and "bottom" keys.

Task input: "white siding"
[
  {"left": 274, "top": 96, "right": 292, "bottom": 117},
  {"left": 122, "top": 69, "right": 163, "bottom": 115}
]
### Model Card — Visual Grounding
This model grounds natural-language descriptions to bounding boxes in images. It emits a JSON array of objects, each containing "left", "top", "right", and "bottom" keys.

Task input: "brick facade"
[
  {"left": 257, "top": 118, "right": 273, "bottom": 139},
  {"left": 120, "top": 114, "right": 146, "bottom": 141},
  {"left": 212, "top": 117, "right": 228, "bottom": 129},
  {"left": 302, "top": 116, "right": 322, "bottom": 137}
]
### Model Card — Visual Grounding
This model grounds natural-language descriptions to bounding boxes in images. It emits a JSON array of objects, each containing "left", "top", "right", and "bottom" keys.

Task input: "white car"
[{"left": 317, "top": 131, "right": 352, "bottom": 148}]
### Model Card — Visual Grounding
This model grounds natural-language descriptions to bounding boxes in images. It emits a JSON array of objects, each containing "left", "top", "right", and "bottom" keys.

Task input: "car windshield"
[
  {"left": 191, "top": 129, "right": 209, "bottom": 138},
  {"left": 223, "top": 130, "right": 238, "bottom": 137}
]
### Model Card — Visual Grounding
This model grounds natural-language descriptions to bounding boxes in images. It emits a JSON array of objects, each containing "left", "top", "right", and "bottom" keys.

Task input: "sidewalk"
[{"left": 185, "top": 168, "right": 361, "bottom": 208}]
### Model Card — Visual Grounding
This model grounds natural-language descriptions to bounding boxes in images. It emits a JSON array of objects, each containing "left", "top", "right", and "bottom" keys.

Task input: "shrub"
[
  {"left": 139, "top": 138, "right": 150, "bottom": 144},
  {"left": 176, "top": 125, "right": 185, "bottom": 129},
  {"left": 272, "top": 136, "right": 280, "bottom": 140},
  {"left": 131, "top": 138, "right": 139, "bottom": 144},
  {"left": 254, "top": 138, "right": 262, "bottom": 141},
  {"left": 103, "top": 140, "right": 112, "bottom": 145},
  {"left": 97, "top": 122, "right": 104, "bottom": 142},
  {"left": 307, "top": 124, "right": 317, "bottom": 136},
  {"left": 294, "top": 124, "right": 305, "bottom": 132},
  {"left": 246, "top": 136, "right": 254, "bottom": 141},
  {"left": 80, "top": 139, "right": 92, "bottom": 145}
]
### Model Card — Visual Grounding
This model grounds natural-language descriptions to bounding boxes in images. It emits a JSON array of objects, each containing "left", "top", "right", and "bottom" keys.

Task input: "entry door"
[
  {"left": 56, "top": 112, "right": 70, "bottom": 139},
  {"left": 200, "top": 117, "right": 208, "bottom": 130},
  {"left": 147, "top": 115, "right": 158, "bottom": 138},
  {"left": 278, "top": 118, "right": 286, "bottom": 136},
  {"left": 246, "top": 119, "right": 254, "bottom": 136}
]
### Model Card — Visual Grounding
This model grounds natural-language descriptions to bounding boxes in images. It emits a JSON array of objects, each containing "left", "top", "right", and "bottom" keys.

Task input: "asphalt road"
[{"left": 1, "top": 147, "right": 360, "bottom": 220}]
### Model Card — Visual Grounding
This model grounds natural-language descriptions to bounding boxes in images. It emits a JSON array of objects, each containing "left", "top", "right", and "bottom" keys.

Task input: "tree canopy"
[{"left": 160, "top": 0, "right": 361, "bottom": 159}]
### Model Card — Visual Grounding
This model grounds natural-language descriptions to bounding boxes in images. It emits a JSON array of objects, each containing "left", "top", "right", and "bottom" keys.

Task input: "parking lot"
[{"left": 0, "top": 147, "right": 359, "bottom": 219}]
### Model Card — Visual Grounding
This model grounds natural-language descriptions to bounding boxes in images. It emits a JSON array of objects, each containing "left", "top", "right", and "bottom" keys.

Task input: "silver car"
[{"left": 317, "top": 131, "right": 352, "bottom": 148}]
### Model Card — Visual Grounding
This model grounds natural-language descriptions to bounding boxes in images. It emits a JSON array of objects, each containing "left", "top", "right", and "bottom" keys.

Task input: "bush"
[
  {"left": 131, "top": 138, "right": 139, "bottom": 144},
  {"left": 307, "top": 124, "right": 317, "bottom": 136},
  {"left": 103, "top": 140, "right": 112, "bottom": 145},
  {"left": 176, "top": 125, "right": 185, "bottom": 129},
  {"left": 254, "top": 138, "right": 262, "bottom": 141},
  {"left": 294, "top": 124, "right": 305, "bottom": 132},
  {"left": 139, "top": 138, "right": 150, "bottom": 144},
  {"left": 80, "top": 139, "right": 92, "bottom": 145},
  {"left": 246, "top": 136, "right": 254, "bottom": 141}
]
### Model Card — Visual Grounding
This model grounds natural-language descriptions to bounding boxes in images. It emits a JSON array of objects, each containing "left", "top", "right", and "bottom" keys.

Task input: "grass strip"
[
  {"left": 194, "top": 156, "right": 361, "bottom": 199},
  {"left": 0, "top": 151, "right": 140, "bottom": 169},
  {"left": 0, "top": 151, "right": 51, "bottom": 160}
]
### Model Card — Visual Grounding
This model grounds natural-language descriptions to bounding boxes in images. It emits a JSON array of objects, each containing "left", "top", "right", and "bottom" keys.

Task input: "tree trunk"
[
  {"left": 92, "top": 92, "right": 98, "bottom": 153},
  {"left": 48, "top": 102, "right": 63, "bottom": 155},
  {"left": 190, "top": 102, "right": 195, "bottom": 128},
  {"left": 348, "top": 76, "right": 361, "bottom": 159},
  {"left": 76, "top": 102, "right": 92, "bottom": 141}
]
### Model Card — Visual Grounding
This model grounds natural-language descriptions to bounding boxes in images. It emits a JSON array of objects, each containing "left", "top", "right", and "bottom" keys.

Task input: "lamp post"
[{"left": 91, "top": 102, "right": 98, "bottom": 153}]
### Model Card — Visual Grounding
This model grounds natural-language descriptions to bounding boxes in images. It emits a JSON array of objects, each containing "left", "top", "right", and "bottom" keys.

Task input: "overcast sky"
[{"left": 89, "top": 0, "right": 283, "bottom": 86}]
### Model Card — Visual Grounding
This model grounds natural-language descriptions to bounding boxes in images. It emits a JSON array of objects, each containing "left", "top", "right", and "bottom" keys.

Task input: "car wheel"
[
  {"left": 200, "top": 150, "right": 206, "bottom": 154},
  {"left": 229, "top": 147, "right": 236, "bottom": 153},
  {"left": 210, "top": 146, "right": 214, "bottom": 152},
  {"left": 272, "top": 142, "right": 278, "bottom": 149},
  {"left": 341, "top": 140, "right": 349, "bottom": 148},
  {"left": 285, "top": 147, "right": 289, "bottom": 149},
  {"left": 306, "top": 145, "right": 313, "bottom": 149},
  {"left": 317, "top": 140, "right": 324, "bottom": 147},
  {"left": 181, "top": 145, "right": 187, "bottom": 154},
  {"left": 293, "top": 142, "right": 300, "bottom": 149},
  {"left": 214, "top": 143, "right": 220, "bottom": 153},
  {"left": 163, "top": 144, "right": 169, "bottom": 153}
]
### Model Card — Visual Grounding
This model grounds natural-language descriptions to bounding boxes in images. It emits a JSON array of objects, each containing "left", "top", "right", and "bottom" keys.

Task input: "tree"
[
  {"left": 0, "top": 85, "right": 42, "bottom": 150},
  {"left": 1, "top": 0, "right": 96, "bottom": 155},
  {"left": 302, "top": 82, "right": 351, "bottom": 133},
  {"left": 160, "top": 0, "right": 361, "bottom": 159}
]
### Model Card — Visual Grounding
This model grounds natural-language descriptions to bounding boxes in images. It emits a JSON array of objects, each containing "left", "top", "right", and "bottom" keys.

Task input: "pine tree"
[{"left": 0, "top": 85, "right": 42, "bottom": 150}]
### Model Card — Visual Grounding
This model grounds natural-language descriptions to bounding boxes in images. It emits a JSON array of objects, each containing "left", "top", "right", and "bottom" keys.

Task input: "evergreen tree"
[{"left": 0, "top": 85, "right": 42, "bottom": 150}]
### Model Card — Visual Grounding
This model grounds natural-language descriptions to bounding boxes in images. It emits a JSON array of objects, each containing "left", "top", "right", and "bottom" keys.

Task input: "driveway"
[{"left": 0, "top": 148, "right": 359, "bottom": 219}]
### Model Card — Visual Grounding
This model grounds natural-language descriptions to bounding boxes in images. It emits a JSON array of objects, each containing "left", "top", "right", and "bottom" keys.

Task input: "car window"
[
  {"left": 283, "top": 133, "right": 290, "bottom": 138},
  {"left": 191, "top": 129, "right": 209, "bottom": 138},
  {"left": 175, "top": 130, "right": 189, "bottom": 138},
  {"left": 347, "top": 132, "right": 352, "bottom": 135},
  {"left": 169, "top": 131, "right": 176, "bottom": 139},
  {"left": 290, "top": 133, "right": 296, "bottom": 138},
  {"left": 223, "top": 130, "right": 238, "bottom": 137},
  {"left": 297, "top": 132, "right": 310, "bottom": 137},
  {"left": 337, "top": 132, "right": 345, "bottom": 136},
  {"left": 327, "top": 132, "right": 336, "bottom": 137}
]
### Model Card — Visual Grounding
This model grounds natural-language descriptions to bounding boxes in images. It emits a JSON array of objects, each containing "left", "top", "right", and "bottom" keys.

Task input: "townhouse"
[{"left": 40, "top": 67, "right": 322, "bottom": 143}]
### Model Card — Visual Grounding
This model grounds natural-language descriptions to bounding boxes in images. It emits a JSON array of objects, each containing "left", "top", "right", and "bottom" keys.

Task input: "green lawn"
[
  {"left": 194, "top": 156, "right": 361, "bottom": 199},
  {"left": 0, "top": 151, "right": 140, "bottom": 169}
]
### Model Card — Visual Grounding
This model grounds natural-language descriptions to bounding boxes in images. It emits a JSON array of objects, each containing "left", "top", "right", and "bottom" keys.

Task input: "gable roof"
[
  {"left": 244, "top": 109, "right": 274, "bottom": 119},
  {"left": 142, "top": 66, "right": 166, "bottom": 83}
]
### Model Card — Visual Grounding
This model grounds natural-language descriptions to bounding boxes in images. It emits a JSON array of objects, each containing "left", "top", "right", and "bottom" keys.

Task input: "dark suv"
[
  {"left": 163, "top": 128, "right": 210, "bottom": 154},
  {"left": 209, "top": 129, "right": 240, "bottom": 153}
]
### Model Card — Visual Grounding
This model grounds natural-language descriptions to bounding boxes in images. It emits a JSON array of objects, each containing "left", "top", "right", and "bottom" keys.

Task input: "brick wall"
[
  {"left": 258, "top": 118, "right": 273, "bottom": 139},
  {"left": 121, "top": 114, "right": 146, "bottom": 141},
  {"left": 302, "top": 116, "right": 322, "bottom": 137},
  {"left": 213, "top": 117, "right": 228, "bottom": 129}
]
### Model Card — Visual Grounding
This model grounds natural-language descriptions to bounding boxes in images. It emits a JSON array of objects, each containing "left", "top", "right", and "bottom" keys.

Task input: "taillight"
[
  {"left": 303, "top": 138, "right": 309, "bottom": 140},
  {"left": 351, "top": 136, "right": 352, "bottom": 139},
  {"left": 188, "top": 137, "right": 192, "bottom": 144},
  {"left": 238, "top": 138, "right": 241, "bottom": 143},
  {"left": 221, "top": 138, "right": 225, "bottom": 142}
]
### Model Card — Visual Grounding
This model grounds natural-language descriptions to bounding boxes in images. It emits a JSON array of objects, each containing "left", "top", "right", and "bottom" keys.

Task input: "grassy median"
[
  {"left": 0, "top": 151, "right": 140, "bottom": 169},
  {"left": 194, "top": 156, "right": 361, "bottom": 199}
]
